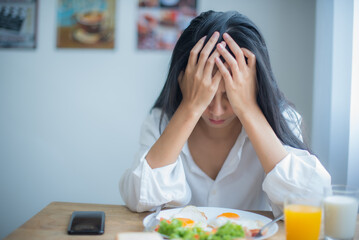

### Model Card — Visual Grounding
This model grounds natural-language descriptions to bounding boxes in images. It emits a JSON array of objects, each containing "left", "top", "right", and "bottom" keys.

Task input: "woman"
[{"left": 120, "top": 10, "right": 331, "bottom": 216}]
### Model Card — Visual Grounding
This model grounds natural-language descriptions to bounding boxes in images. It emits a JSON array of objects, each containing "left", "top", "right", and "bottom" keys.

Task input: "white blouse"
[{"left": 119, "top": 108, "right": 331, "bottom": 216}]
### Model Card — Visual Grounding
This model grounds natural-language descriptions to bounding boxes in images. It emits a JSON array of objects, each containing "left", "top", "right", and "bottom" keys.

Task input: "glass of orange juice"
[{"left": 284, "top": 193, "right": 323, "bottom": 240}]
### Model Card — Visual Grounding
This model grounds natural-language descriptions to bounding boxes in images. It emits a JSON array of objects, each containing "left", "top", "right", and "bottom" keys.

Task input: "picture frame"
[
  {"left": 56, "top": 0, "right": 116, "bottom": 49},
  {"left": 137, "top": 0, "right": 197, "bottom": 50},
  {"left": 0, "top": 0, "right": 38, "bottom": 48}
]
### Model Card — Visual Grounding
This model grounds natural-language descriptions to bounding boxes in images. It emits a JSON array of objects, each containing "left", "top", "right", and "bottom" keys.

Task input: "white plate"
[{"left": 143, "top": 206, "right": 278, "bottom": 239}]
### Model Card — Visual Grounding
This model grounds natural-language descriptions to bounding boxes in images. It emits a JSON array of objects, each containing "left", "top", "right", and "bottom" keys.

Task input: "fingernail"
[
  {"left": 213, "top": 31, "right": 219, "bottom": 37},
  {"left": 217, "top": 43, "right": 223, "bottom": 49},
  {"left": 223, "top": 33, "right": 229, "bottom": 38},
  {"left": 221, "top": 41, "right": 226, "bottom": 46}
]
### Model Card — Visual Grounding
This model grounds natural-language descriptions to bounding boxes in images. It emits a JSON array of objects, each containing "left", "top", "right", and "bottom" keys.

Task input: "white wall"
[{"left": 0, "top": 0, "right": 316, "bottom": 238}]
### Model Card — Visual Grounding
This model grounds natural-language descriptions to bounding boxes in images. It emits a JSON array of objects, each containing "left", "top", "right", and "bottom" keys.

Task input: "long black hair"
[{"left": 153, "top": 10, "right": 309, "bottom": 151}]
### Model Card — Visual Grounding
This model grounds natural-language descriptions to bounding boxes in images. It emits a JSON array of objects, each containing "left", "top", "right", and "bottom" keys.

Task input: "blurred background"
[{"left": 0, "top": 0, "right": 358, "bottom": 238}]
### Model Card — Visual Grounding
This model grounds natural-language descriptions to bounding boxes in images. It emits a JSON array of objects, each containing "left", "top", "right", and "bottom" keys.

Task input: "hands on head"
[
  {"left": 147, "top": 12, "right": 295, "bottom": 170},
  {"left": 178, "top": 31, "right": 258, "bottom": 121}
]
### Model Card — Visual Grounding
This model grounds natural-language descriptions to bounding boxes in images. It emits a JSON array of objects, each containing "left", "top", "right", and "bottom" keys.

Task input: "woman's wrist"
[
  {"left": 234, "top": 103, "right": 262, "bottom": 124},
  {"left": 239, "top": 104, "right": 288, "bottom": 173},
  {"left": 178, "top": 101, "right": 205, "bottom": 121}
]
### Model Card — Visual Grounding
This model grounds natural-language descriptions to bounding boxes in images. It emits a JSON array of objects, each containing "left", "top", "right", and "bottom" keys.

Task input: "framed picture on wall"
[
  {"left": 137, "top": 0, "right": 197, "bottom": 50},
  {"left": 56, "top": 0, "right": 116, "bottom": 49},
  {"left": 0, "top": 0, "right": 38, "bottom": 48}
]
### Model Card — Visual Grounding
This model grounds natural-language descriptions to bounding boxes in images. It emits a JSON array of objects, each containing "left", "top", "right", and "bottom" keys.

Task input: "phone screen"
[{"left": 67, "top": 211, "right": 105, "bottom": 235}]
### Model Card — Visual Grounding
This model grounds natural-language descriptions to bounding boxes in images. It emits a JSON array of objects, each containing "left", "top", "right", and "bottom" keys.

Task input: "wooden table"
[{"left": 3, "top": 201, "right": 358, "bottom": 240}]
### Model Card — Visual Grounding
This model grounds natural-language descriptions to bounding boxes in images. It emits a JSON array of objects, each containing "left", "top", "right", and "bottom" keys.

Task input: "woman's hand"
[
  {"left": 214, "top": 32, "right": 258, "bottom": 119},
  {"left": 145, "top": 32, "right": 226, "bottom": 169},
  {"left": 179, "top": 32, "right": 224, "bottom": 115},
  {"left": 215, "top": 33, "right": 288, "bottom": 173}
]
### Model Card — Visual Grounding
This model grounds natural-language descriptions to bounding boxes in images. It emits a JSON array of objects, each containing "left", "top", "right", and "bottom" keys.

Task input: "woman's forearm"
[
  {"left": 240, "top": 106, "right": 288, "bottom": 174},
  {"left": 146, "top": 103, "right": 202, "bottom": 169}
]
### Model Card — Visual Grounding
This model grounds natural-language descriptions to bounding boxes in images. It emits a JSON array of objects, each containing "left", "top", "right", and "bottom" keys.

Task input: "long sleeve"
[
  {"left": 119, "top": 109, "right": 191, "bottom": 212},
  {"left": 262, "top": 146, "right": 331, "bottom": 216},
  {"left": 262, "top": 108, "right": 331, "bottom": 216}
]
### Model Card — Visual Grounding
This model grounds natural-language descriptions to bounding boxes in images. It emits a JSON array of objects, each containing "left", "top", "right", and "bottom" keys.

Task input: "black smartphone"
[{"left": 67, "top": 211, "right": 105, "bottom": 235}]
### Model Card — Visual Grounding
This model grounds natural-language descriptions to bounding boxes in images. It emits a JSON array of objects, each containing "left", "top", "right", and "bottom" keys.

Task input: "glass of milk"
[{"left": 324, "top": 185, "right": 359, "bottom": 240}]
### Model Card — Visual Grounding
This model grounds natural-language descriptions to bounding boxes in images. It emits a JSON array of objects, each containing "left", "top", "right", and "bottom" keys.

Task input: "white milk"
[{"left": 324, "top": 195, "right": 359, "bottom": 239}]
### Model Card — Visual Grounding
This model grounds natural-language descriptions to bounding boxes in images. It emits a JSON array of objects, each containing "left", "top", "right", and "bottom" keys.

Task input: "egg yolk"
[
  {"left": 175, "top": 218, "right": 195, "bottom": 227},
  {"left": 217, "top": 212, "right": 240, "bottom": 219}
]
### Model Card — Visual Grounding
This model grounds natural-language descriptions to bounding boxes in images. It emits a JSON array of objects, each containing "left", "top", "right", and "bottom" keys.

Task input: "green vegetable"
[
  {"left": 208, "top": 222, "right": 245, "bottom": 240},
  {"left": 157, "top": 219, "right": 245, "bottom": 240},
  {"left": 158, "top": 219, "right": 183, "bottom": 237}
]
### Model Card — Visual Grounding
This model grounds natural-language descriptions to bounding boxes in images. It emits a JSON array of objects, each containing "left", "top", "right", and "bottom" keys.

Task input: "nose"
[{"left": 208, "top": 95, "right": 226, "bottom": 116}]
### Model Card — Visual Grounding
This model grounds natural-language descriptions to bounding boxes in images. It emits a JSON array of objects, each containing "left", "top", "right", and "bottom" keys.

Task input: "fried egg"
[
  {"left": 217, "top": 212, "right": 240, "bottom": 219},
  {"left": 171, "top": 205, "right": 208, "bottom": 229},
  {"left": 209, "top": 212, "right": 263, "bottom": 230}
]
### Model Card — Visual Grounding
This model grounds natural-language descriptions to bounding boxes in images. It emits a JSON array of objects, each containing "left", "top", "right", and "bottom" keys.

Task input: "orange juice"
[{"left": 284, "top": 204, "right": 322, "bottom": 240}]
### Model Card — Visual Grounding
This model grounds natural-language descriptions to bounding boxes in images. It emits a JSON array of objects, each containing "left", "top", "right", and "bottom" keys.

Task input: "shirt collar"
[{"left": 181, "top": 127, "right": 248, "bottom": 181}]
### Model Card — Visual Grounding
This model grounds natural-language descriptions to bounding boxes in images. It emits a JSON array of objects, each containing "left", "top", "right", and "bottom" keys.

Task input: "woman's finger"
[
  {"left": 197, "top": 31, "right": 220, "bottom": 72},
  {"left": 203, "top": 42, "right": 226, "bottom": 79},
  {"left": 188, "top": 36, "right": 206, "bottom": 68},
  {"left": 211, "top": 67, "right": 223, "bottom": 90},
  {"left": 241, "top": 48, "right": 256, "bottom": 69},
  {"left": 216, "top": 42, "right": 240, "bottom": 79},
  {"left": 215, "top": 56, "right": 233, "bottom": 86},
  {"left": 223, "top": 33, "right": 246, "bottom": 69}
]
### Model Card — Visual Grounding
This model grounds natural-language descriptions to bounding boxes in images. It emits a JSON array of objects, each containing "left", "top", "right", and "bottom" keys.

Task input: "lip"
[{"left": 209, "top": 119, "right": 225, "bottom": 125}]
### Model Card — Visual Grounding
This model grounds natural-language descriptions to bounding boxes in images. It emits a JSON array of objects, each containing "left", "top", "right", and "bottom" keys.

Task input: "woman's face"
[{"left": 201, "top": 80, "right": 238, "bottom": 129}]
